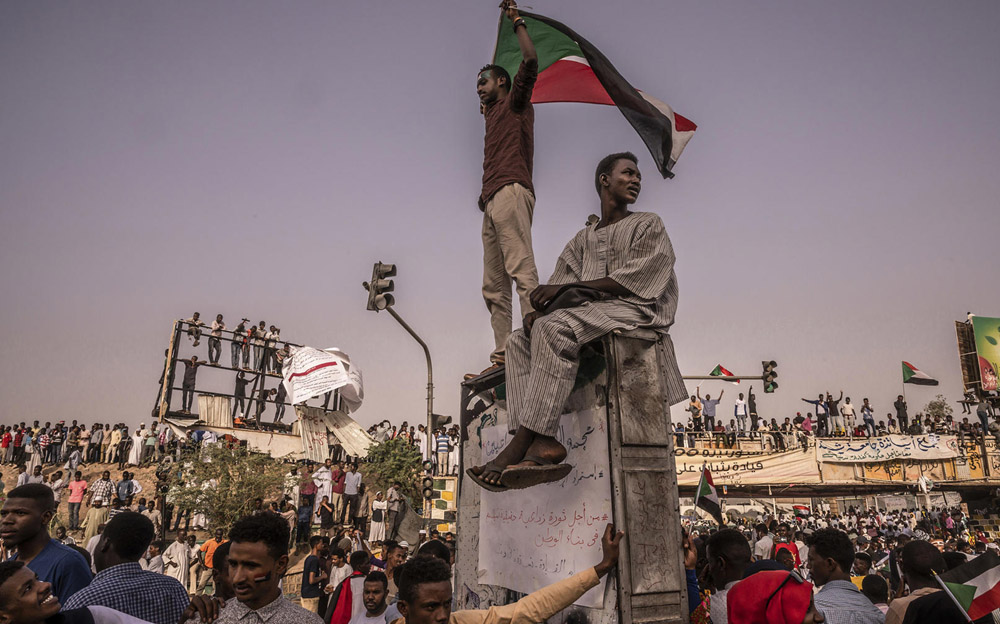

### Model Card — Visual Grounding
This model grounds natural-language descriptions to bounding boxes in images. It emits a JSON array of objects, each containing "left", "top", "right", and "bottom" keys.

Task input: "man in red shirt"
[
  {"left": 470, "top": 0, "right": 540, "bottom": 379},
  {"left": 1, "top": 428, "right": 11, "bottom": 464}
]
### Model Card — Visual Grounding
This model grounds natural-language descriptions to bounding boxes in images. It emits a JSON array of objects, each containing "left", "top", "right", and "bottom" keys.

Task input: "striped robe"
[{"left": 506, "top": 211, "right": 686, "bottom": 436}]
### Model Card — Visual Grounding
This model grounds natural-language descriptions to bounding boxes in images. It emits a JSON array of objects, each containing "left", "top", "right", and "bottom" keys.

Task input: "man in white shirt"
[
  {"left": 348, "top": 570, "right": 390, "bottom": 624},
  {"left": 209, "top": 314, "right": 226, "bottom": 365},
  {"left": 343, "top": 464, "right": 362, "bottom": 524},
  {"left": 734, "top": 393, "right": 748, "bottom": 435},
  {"left": 752, "top": 523, "right": 773, "bottom": 561},
  {"left": 841, "top": 398, "right": 857, "bottom": 438},
  {"left": 162, "top": 530, "right": 191, "bottom": 588}
]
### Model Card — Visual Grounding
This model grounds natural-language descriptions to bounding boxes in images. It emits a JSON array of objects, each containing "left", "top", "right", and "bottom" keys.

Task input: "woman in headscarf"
[{"left": 727, "top": 570, "right": 825, "bottom": 624}]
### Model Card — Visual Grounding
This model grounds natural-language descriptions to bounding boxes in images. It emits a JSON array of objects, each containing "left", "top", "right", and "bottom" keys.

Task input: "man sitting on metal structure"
[{"left": 469, "top": 152, "right": 685, "bottom": 491}]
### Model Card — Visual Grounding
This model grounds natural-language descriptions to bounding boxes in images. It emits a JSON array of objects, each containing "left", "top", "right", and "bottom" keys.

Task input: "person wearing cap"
[
  {"left": 727, "top": 570, "right": 824, "bottom": 624},
  {"left": 806, "top": 528, "right": 885, "bottom": 623}
]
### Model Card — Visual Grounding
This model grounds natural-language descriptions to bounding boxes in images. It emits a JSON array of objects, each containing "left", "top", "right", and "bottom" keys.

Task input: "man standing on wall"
[{"left": 469, "top": 0, "right": 540, "bottom": 380}]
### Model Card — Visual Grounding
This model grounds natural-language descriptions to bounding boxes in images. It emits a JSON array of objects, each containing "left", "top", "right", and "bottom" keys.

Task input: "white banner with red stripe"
[{"left": 281, "top": 346, "right": 364, "bottom": 410}]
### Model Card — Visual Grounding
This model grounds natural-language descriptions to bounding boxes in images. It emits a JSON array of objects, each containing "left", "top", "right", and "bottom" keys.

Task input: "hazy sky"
[{"left": 2, "top": 1, "right": 998, "bottom": 432}]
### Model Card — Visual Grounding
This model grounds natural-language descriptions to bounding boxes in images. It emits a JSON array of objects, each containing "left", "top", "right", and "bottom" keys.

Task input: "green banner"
[{"left": 971, "top": 316, "right": 1000, "bottom": 391}]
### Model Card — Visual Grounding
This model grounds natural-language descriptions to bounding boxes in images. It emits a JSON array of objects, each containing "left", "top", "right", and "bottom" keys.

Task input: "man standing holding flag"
[
  {"left": 694, "top": 465, "right": 724, "bottom": 526},
  {"left": 470, "top": 0, "right": 540, "bottom": 380}
]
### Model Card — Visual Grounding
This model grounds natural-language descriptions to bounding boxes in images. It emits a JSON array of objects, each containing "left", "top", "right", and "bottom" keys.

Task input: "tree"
[
  {"left": 164, "top": 443, "right": 287, "bottom": 531},
  {"left": 923, "top": 394, "right": 954, "bottom": 421},
  {"left": 364, "top": 436, "right": 422, "bottom": 504}
]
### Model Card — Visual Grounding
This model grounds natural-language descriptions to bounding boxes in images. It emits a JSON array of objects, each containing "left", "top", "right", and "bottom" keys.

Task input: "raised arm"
[
  {"left": 468, "top": 524, "right": 623, "bottom": 624},
  {"left": 504, "top": 1, "right": 537, "bottom": 65}
]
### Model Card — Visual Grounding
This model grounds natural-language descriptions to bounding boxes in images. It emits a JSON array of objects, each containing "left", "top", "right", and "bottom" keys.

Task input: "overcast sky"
[{"left": 2, "top": 1, "right": 998, "bottom": 432}]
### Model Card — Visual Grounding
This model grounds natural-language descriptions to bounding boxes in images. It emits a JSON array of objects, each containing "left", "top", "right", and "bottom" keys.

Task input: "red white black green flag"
[
  {"left": 694, "top": 466, "right": 724, "bottom": 525},
  {"left": 936, "top": 550, "right": 1000, "bottom": 621},
  {"left": 710, "top": 364, "right": 739, "bottom": 384},
  {"left": 492, "top": 11, "right": 696, "bottom": 179},
  {"left": 902, "top": 361, "right": 939, "bottom": 386}
]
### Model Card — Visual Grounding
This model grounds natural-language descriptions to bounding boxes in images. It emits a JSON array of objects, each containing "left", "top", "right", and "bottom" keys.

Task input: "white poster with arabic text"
[{"left": 477, "top": 408, "right": 611, "bottom": 609}]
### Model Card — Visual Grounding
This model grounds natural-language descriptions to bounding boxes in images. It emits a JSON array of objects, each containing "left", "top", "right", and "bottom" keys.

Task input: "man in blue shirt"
[
  {"left": 802, "top": 393, "right": 829, "bottom": 437},
  {"left": 63, "top": 511, "right": 189, "bottom": 624},
  {"left": 807, "top": 528, "right": 885, "bottom": 623},
  {"left": 300, "top": 535, "right": 327, "bottom": 614},
  {"left": 696, "top": 387, "right": 724, "bottom": 432},
  {"left": 0, "top": 484, "right": 91, "bottom": 602}
]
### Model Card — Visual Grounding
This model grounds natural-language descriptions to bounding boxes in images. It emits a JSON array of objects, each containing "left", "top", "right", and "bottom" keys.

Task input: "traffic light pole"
[
  {"left": 382, "top": 305, "right": 434, "bottom": 443},
  {"left": 384, "top": 306, "right": 435, "bottom": 536},
  {"left": 363, "top": 280, "right": 435, "bottom": 533}
]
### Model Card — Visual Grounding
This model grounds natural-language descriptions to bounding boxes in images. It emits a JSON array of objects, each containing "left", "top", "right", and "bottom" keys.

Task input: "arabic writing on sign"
[
  {"left": 817, "top": 435, "right": 959, "bottom": 463},
  {"left": 478, "top": 407, "right": 611, "bottom": 609}
]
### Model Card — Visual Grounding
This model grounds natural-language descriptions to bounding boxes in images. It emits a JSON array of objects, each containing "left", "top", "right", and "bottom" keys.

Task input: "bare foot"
[
  {"left": 507, "top": 434, "right": 567, "bottom": 469},
  {"left": 470, "top": 427, "right": 535, "bottom": 486}
]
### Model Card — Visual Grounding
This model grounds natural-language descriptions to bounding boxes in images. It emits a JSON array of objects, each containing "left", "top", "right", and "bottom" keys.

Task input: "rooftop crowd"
[{"left": 677, "top": 387, "right": 999, "bottom": 451}]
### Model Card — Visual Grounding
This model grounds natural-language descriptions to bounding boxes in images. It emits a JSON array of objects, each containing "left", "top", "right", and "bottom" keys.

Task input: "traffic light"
[
  {"left": 366, "top": 262, "right": 396, "bottom": 311},
  {"left": 762, "top": 360, "right": 778, "bottom": 393},
  {"left": 422, "top": 476, "right": 435, "bottom": 500}
]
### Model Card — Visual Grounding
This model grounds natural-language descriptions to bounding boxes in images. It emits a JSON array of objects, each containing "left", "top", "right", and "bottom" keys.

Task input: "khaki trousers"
[
  {"left": 301, "top": 597, "right": 320, "bottom": 613},
  {"left": 482, "top": 183, "right": 539, "bottom": 364}
]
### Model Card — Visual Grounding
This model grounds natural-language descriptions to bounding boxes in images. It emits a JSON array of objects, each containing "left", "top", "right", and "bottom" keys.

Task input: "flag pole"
[{"left": 933, "top": 571, "right": 974, "bottom": 623}]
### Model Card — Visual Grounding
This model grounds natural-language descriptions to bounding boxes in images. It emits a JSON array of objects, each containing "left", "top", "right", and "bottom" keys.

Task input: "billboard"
[{"left": 971, "top": 316, "right": 1000, "bottom": 392}]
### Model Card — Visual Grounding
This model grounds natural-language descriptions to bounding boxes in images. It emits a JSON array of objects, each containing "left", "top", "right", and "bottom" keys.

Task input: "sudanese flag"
[{"left": 493, "top": 11, "right": 696, "bottom": 179}]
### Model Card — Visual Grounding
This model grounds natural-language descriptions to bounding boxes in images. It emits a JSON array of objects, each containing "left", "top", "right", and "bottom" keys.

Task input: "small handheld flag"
[
  {"left": 694, "top": 466, "right": 724, "bottom": 525},
  {"left": 936, "top": 550, "right": 1000, "bottom": 621}
]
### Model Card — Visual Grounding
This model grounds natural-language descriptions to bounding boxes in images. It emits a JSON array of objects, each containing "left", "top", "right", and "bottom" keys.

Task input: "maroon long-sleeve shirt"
[{"left": 479, "top": 59, "right": 538, "bottom": 209}]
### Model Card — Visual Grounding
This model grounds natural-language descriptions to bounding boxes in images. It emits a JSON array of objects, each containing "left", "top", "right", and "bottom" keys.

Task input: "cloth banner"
[
  {"left": 478, "top": 408, "right": 611, "bottom": 609},
  {"left": 281, "top": 346, "right": 364, "bottom": 411},
  {"left": 675, "top": 447, "right": 821, "bottom": 486},
  {"left": 817, "top": 434, "right": 960, "bottom": 463},
  {"left": 295, "top": 406, "right": 374, "bottom": 459},
  {"left": 196, "top": 395, "right": 232, "bottom": 428}
]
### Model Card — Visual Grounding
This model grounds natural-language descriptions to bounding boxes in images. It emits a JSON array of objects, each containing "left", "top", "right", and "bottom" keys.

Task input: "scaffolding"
[{"left": 155, "top": 318, "right": 341, "bottom": 431}]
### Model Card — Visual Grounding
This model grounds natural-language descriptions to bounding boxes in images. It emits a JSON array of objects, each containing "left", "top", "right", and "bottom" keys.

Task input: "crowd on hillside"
[{"left": 677, "top": 387, "right": 999, "bottom": 450}]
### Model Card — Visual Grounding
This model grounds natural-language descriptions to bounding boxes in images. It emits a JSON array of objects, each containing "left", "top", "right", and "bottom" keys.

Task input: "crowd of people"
[
  {"left": 1, "top": 420, "right": 175, "bottom": 475},
  {"left": 682, "top": 507, "right": 1000, "bottom": 623},
  {"left": 677, "top": 387, "right": 1000, "bottom": 451},
  {"left": 366, "top": 421, "right": 460, "bottom": 477},
  {"left": 0, "top": 473, "right": 633, "bottom": 624},
  {"left": 171, "top": 313, "right": 298, "bottom": 426}
]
